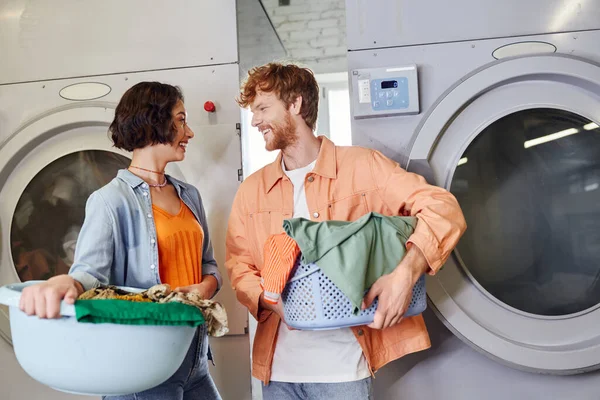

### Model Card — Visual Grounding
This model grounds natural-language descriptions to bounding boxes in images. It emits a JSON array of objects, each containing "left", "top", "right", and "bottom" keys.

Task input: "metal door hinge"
[{"left": 236, "top": 123, "right": 244, "bottom": 182}]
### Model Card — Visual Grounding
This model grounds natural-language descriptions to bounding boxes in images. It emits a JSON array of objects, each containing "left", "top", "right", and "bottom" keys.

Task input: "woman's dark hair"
[{"left": 110, "top": 82, "right": 184, "bottom": 151}]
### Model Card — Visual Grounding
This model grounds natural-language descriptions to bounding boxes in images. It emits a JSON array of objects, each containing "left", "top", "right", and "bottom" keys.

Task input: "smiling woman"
[{"left": 17, "top": 81, "right": 223, "bottom": 400}]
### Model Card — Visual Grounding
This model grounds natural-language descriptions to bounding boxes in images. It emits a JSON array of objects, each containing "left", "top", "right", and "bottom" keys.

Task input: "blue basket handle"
[
  {"left": 287, "top": 266, "right": 320, "bottom": 283},
  {"left": 0, "top": 283, "right": 76, "bottom": 317}
]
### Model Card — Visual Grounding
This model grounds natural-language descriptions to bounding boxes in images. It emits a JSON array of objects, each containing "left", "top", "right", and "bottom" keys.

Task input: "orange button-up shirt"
[{"left": 225, "top": 136, "right": 466, "bottom": 383}]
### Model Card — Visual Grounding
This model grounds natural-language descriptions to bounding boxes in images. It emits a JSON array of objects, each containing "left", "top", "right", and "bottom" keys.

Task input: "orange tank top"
[{"left": 152, "top": 200, "right": 204, "bottom": 288}]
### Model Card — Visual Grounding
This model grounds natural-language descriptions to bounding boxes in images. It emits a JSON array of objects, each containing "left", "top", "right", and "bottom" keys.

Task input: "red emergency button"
[{"left": 204, "top": 101, "right": 216, "bottom": 113}]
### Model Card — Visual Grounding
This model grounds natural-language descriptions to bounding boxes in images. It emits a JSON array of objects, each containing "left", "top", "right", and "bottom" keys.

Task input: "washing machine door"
[
  {"left": 409, "top": 54, "right": 600, "bottom": 374},
  {"left": 0, "top": 105, "right": 134, "bottom": 343}
]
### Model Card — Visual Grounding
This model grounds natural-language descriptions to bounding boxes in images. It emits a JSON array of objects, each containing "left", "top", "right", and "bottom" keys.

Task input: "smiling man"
[{"left": 226, "top": 62, "right": 467, "bottom": 400}]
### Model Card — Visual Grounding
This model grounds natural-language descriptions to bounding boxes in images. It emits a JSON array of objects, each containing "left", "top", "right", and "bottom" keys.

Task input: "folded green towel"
[{"left": 75, "top": 299, "right": 205, "bottom": 327}]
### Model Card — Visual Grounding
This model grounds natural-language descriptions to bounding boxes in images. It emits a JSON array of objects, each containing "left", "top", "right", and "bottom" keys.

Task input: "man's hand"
[
  {"left": 259, "top": 293, "right": 296, "bottom": 330},
  {"left": 175, "top": 275, "right": 218, "bottom": 299},
  {"left": 362, "top": 246, "right": 429, "bottom": 330}
]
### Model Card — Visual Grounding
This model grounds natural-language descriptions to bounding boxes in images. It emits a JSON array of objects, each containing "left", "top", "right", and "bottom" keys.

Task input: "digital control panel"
[{"left": 351, "top": 65, "right": 419, "bottom": 118}]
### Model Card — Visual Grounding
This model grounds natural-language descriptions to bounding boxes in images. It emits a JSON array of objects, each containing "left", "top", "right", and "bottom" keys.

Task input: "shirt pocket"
[{"left": 327, "top": 193, "right": 369, "bottom": 222}]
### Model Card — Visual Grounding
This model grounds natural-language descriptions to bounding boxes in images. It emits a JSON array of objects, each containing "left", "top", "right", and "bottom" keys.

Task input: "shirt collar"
[
  {"left": 117, "top": 169, "right": 184, "bottom": 193},
  {"left": 262, "top": 135, "right": 337, "bottom": 193}
]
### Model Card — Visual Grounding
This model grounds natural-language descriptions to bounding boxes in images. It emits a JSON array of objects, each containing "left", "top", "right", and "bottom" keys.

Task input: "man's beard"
[{"left": 267, "top": 112, "right": 297, "bottom": 151}]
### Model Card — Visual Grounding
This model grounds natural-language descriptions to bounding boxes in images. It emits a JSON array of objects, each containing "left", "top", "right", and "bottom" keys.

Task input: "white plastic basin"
[{"left": 0, "top": 281, "right": 196, "bottom": 396}]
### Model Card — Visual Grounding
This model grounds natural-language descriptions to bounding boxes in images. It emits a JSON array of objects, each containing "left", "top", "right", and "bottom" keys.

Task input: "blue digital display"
[{"left": 370, "top": 77, "right": 409, "bottom": 111}]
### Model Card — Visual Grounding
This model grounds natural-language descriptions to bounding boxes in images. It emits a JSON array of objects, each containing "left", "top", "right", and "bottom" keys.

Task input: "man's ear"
[{"left": 289, "top": 96, "right": 303, "bottom": 115}]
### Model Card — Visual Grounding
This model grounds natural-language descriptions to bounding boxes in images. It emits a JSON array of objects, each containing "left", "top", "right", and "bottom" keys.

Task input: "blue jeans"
[
  {"left": 103, "top": 325, "right": 221, "bottom": 400},
  {"left": 262, "top": 378, "right": 373, "bottom": 400}
]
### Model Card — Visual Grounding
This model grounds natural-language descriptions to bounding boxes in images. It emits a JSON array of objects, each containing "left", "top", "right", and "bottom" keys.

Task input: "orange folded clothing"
[{"left": 260, "top": 233, "right": 300, "bottom": 305}]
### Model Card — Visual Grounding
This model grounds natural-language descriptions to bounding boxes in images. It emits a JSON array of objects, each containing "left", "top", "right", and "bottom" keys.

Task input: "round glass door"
[
  {"left": 408, "top": 54, "right": 600, "bottom": 373},
  {"left": 10, "top": 151, "right": 129, "bottom": 281},
  {"left": 451, "top": 109, "right": 600, "bottom": 316}
]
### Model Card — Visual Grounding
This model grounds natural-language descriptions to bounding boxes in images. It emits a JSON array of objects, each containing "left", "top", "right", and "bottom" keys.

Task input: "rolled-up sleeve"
[
  {"left": 370, "top": 150, "right": 467, "bottom": 274},
  {"left": 69, "top": 192, "right": 114, "bottom": 290}
]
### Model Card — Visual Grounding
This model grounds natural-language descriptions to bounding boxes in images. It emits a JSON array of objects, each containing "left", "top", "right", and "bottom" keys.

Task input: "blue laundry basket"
[{"left": 281, "top": 260, "right": 427, "bottom": 330}]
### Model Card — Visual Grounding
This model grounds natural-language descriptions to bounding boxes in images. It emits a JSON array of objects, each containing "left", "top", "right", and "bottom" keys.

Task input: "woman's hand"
[
  {"left": 19, "top": 275, "right": 84, "bottom": 319},
  {"left": 174, "top": 275, "right": 218, "bottom": 299}
]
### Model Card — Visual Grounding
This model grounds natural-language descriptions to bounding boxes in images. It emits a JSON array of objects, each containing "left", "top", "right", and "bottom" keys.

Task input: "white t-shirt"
[{"left": 269, "top": 159, "right": 371, "bottom": 383}]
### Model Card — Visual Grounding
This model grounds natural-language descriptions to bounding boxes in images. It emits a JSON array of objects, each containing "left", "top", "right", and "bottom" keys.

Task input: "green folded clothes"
[
  {"left": 75, "top": 299, "right": 205, "bottom": 327},
  {"left": 284, "top": 212, "right": 417, "bottom": 313}
]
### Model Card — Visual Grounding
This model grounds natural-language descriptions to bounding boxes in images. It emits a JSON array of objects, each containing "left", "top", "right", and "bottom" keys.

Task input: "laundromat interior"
[{"left": 1, "top": 0, "right": 600, "bottom": 399}]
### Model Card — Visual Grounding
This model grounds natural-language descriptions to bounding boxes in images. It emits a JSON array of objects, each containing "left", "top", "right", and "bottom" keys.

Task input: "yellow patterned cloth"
[{"left": 78, "top": 284, "right": 229, "bottom": 337}]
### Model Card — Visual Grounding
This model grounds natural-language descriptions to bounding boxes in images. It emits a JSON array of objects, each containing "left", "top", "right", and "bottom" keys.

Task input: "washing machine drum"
[
  {"left": 451, "top": 108, "right": 599, "bottom": 317},
  {"left": 0, "top": 107, "right": 131, "bottom": 343},
  {"left": 410, "top": 54, "right": 600, "bottom": 375},
  {"left": 10, "top": 151, "right": 129, "bottom": 281}
]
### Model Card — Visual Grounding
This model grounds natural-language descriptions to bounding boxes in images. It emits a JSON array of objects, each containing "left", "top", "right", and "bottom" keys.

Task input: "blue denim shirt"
[{"left": 69, "top": 169, "right": 222, "bottom": 293}]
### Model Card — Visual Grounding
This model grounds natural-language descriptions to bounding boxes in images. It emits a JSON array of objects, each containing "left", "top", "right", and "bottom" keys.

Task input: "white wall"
[
  {"left": 237, "top": 0, "right": 287, "bottom": 75},
  {"left": 261, "top": 0, "right": 347, "bottom": 74}
]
